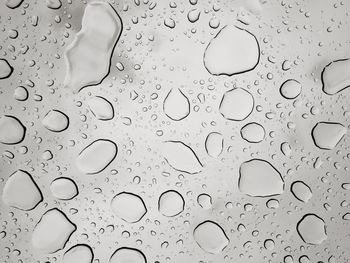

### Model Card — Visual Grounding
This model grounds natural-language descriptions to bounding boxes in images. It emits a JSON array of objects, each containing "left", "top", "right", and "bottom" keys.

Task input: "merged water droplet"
[
  {"left": 158, "top": 190, "right": 184, "bottom": 217},
  {"left": 240, "top": 122, "right": 265, "bottom": 143},
  {"left": 279, "top": 79, "right": 302, "bottom": 99},
  {"left": 110, "top": 247, "right": 146, "bottom": 263},
  {"left": 88, "top": 96, "right": 114, "bottom": 121},
  {"left": 163, "top": 88, "right": 190, "bottom": 121},
  {"left": 203, "top": 25, "right": 260, "bottom": 76},
  {"left": 193, "top": 220, "right": 229, "bottom": 254},
  {"left": 321, "top": 58, "right": 350, "bottom": 95},
  {"left": 42, "top": 110, "right": 69, "bottom": 132},
  {"left": 2, "top": 170, "right": 43, "bottom": 211},
  {"left": 64, "top": 2, "right": 123, "bottom": 93},
  {"left": 219, "top": 88, "right": 254, "bottom": 121},
  {"left": 50, "top": 177, "right": 78, "bottom": 200},
  {"left": 32, "top": 208, "right": 76, "bottom": 253},
  {"left": 0, "top": 58, "right": 13, "bottom": 79},
  {"left": 63, "top": 244, "right": 94, "bottom": 263},
  {"left": 297, "top": 214, "right": 327, "bottom": 245},
  {"left": 0, "top": 115, "right": 26, "bottom": 144},
  {"left": 111, "top": 192, "right": 147, "bottom": 223},
  {"left": 311, "top": 122, "right": 346, "bottom": 150},
  {"left": 291, "top": 181, "right": 312, "bottom": 203},
  {"left": 76, "top": 139, "right": 117, "bottom": 174},
  {"left": 239, "top": 159, "right": 284, "bottom": 197},
  {"left": 163, "top": 141, "right": 202, "bottom": 174},
  {"left": 205, "top": 132, "right": 223, "bottom": 157}
]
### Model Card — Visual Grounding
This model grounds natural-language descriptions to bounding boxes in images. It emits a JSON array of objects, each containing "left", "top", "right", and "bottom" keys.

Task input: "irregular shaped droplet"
[
  {"left": 279, "top": 79, "right": 302, "bottom": 99},
  {"left": 88, "top": 96, "right": 114, "bottom": 120},
  {"left": 203, "top": 25, "right": 260, "bottom": 76},
  {"left": 14, "top": 86, "right": 28, "bottom": 101},
  {"left": 2, "top": 170, "right": 43, "bottom": 211},
  {"left": 311, "top": 122, "right": 346, "bottom": 150},
  {"left": 291, "top": 181, "right": 312, "bottom": 203},
  {"left": 297, "top": 214, "right": 327, "bottom": 245},
  {"left": 42, "top": 110, "right": 69, "bottom": 132},
  {"left": 239, "top": 159, "right": 284, "bottom": 197},
  {"left": 50, "top": 177, "right": 78, "bottom": 200},
  {"left": 158, "top": 190, "right": 184, "bottom": 217},
  {"left": 5, "top": 0, "right": 24, "bottom": 8},
  {"left": 110, "top": 247, "right": 146, "bottom": 263},
  {"left": 163, "top": 88, "right": 190, "bottom": 121},
  {"left": 321, "top": 59, "right": 350, "bottom": 95},
  {"left": 0, "top": 59, "right": 13, "bottom": 79},
  {"left": 46, "top": 0, "right": 62, "bottom": 9},
  {"left": 64, "top": 2, "right": 123, "bottom": 93},
  {"left": 240, "top": 122, "right": 265, "bottom": 143},
  {"left": 219, "top": 88, "right": 254, "bottom": 121},
  {"left": 197, "top": 193, "right": 212, "bottom": 209},
  {"left": 0, "top": 115, "right": 26, "bottom": 144},
  {"left": 205, "top": 132, "right": 223, "bottom": 157},
  {"left": 32, "top": 209, "right": 76, "bottom": 254},
  {"left": 281, "top": 142, "right": 292, "bottom": 156},
  {"left": 111, "top": 192, "right": 147, "bottom": 223},
  {"left": 164, "top": 18, "right": 175, "bottom": 28},
  {"left": 193, "top": 221, "right": 229, "bottom": 254},
  {"left": 163, "top": 141, "right": 202, "bottom": 174},
  {"left": 76, "top": 139, "right": 117, "bottom": 174},
  {"left": 63, "top": 244, "right": 93, "bottom": 263}
]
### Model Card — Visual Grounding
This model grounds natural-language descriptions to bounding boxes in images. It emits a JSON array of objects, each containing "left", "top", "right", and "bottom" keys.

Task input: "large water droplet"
[
  {"left": 158, "top": 190, "right": 184, "bottom": 217},
  {"left": 297, "top": 214, "right": 327, "bottom": 245},
  {"left": 163, "top": 141, "right": 202, "bottom": 174},
  {"left": 2, "top": 170, "right": 42, "bottom": 211},
  {"left": 110, "top": 247, "right": 146, "bottom": 263},
  {"left": 311, "top": 122, "right": 346, "bottom": 150},
  {"left": 64, "top": 2, "right": 123, "bottom": 93},
  {"left": 240, "top": 122, "right": 265, "bottom": 143},
  {"left": 50, "top": 177, "right": 78, "bottom": 200},
  {"left": 32, "top": 208, "right": 76, "bottom": 253},
  {"left": 42, "top": 110, "right": 69, "bottom": 132},
  {"left": 291, "top": 181, "right": 312, "bottom": 203},
  {"left": 321, "top": 58, "right": 350, "bottom": 95},
  {"left": 205, "top": 132, "right": 223, "bottom": 157},
  {"left": 163, "top": 88, "right": 190, "bottom": 121},
  {"left": 193, "top": 220, "right": 229, "bottom": 254},
  {"left": 76, "top": 139, "right": 117, "bottom": 174},
  {"left": 0, "top": 115, "right": 26, "bottom": 144},
  {"left": 111, "top": 192, "right": 147, "bottom": 223},
  {"left": 203, "top": 25, "right": 260, "bottom": 76},
  {"left": 239, "top": 159, "right": 284, "bottom": 197},
  {"left": 219, "top": 88, "right": 254, "bottom": 121}
]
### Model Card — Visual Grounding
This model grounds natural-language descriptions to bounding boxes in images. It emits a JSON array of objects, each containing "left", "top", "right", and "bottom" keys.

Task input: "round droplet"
[
  {"left": 42, "top": 110, "right": 69, "bottom": 132},
  {"left": 280, "top": 79, "right": 302, "bottom": 99},
  {"left": 193, "top": 220, "right": 229, "bottom": 254},
  {"left": 204, "top": 25, "right": 260, "bottom": 76},
  {"left": 50, "top": 177, "right": 78, "bottom": 200},
  {"left": 0, "top": 115, "right": 26, "bottom": 144},
  {"left": 76, "top": 139, "right": 117, "bottom": 174},
  {"left": 163, "top": 88, "right": 190, "bottom": 121},
  {"left": 239, "top": 159, "right": 284, "bottom": 197},
  {"left": 219, "top": 88, "right": 254, "bottom": 121},
  {"left": 14, "top": 86, "right": 28, "bottom": 101},
  {"left": 240, "top": 122, "right": 265, "bottom": 143},
  {"left": 297, "top": 214, "right": 327, "bottom": 245},
  {"left": 110, "top": 247, "right": 146, "bottom": 263},
  {"left": 63, "top": 244, "right": 94, "bottom": 263},
  {"left": 88, "top": 96, "right": 114, "bottom": 121},
  {"left": 312, "top": 122, "right": 346, "bottom": 150},
  {"left": 158, "top": 190, "right": 184, "bottom": 217},
  {"left": 111, "top": 192, "right": 147, "bottom": 223},
  {"left": 187, "top": 9, "right": 200, "bottom": 23}
]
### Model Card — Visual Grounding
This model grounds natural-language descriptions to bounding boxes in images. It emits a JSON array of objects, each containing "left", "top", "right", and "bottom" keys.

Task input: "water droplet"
[
  {"left": 187, "top": 9, "right": 200, "bottom": 23},
  {"left": 63, "top": 244, "right": 94, "bottom": 263},
  {"left": 0, "top": 115, "right": 26, "bottom": 144},
  {"left": 76, "top": 139, "right": 117, "bottom": 174},
  {"left": 291, "top": 181, "right": 312, "bottom": 203},
  {"left": 110, "top": 247, "right": 146, "bottom": 263},
  {"left": 64, "top": 2, "right": 123, "bottom": 93},
  {"left": 205, "top": 132, "right": 223, "bottom": 157},
  {"left": 0, "top": 59, "right": 13, "bottom": 79},
  {"left": 5, "top": 0, "right": 23, "bottom": 9},
  {"left": 219, "top": 88, "right": 254, "bottom": 121},
  {"left": 239, "top": 159, "right": 284, "bottom": 197},
  {"left": 158, "top": 190, "right": 184, "bottom": 217},
  {"left": 279, "top": 79, "right": 302, "bottom": 99},
  {"left": 193, "top": 220, "right": 229, "bottom": 254},
  {"left": 163, "top": 89, "right": 190, "bottom": 121},
  {"left": 111, "top": 192, "right": 147, "bottom": 223},
  {"left": 42, "top": 110, "right": 69, "bottom": 132},
  {"left": 311, "top": 122, "right": 346, "bottom": 150},
  {"left": 50, "top": 177, "right": 78, "bottom": 200},
  {"left": 240, "top": 122, "right": 265, "bottom": 143},
  {"left": 88, "top": 96, "right": 114, "bottom": 121},
  {"left": 197, "top": 193, "right": 212, "bottom": 209},
  {"left": 14, "top": 86, "right": 28, "bottom": 101},
  {"left": 297, "top": 214, "right": 327, "bottom": 245},
  {"left": 203, "top": 25, "right": 260, "bottom": 76},
  {"left": 2, "top": 170, "right": 43, "bottom": 211},
  {"left": 321, "top": 58, "right": 350, "bottom": 95}
]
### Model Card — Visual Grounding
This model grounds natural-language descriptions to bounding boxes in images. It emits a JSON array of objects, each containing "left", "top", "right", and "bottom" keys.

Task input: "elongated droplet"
[
  {"left": 64, "top": 2, "right": 123, "bottom": 93},
  {"left": 205, "top": 132, "right": 224, "bottom": 157}
]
